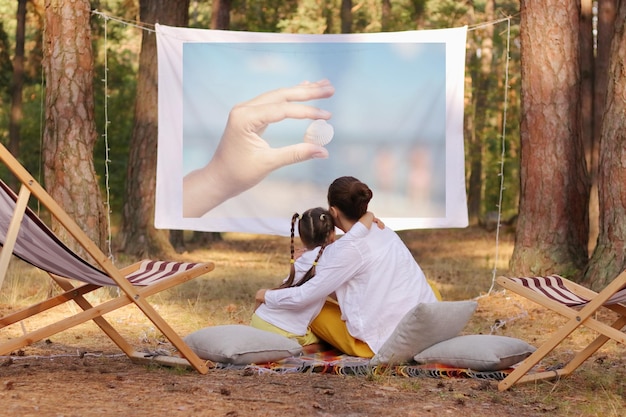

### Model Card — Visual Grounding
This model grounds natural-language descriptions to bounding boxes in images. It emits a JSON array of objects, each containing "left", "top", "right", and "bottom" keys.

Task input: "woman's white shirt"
[{"left": 264, "top": 222, "right": 437, "bottom": 353}]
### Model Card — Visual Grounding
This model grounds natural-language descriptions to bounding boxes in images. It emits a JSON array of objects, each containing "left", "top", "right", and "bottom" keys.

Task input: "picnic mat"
[{"left": 215, "top": 349, "right": 513, "bottom": 380}]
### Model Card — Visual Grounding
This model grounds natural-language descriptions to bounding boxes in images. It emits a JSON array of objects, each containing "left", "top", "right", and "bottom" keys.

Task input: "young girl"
[{"left": 251, "top": 207, "right": 375, "bottom": 346}]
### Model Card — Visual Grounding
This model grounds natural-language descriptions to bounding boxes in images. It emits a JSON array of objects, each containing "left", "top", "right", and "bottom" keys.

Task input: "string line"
[
  {"left": 92, "top": 9, "right": 155, "bottom": 33},
  {"left": 92, "top": 8, "right": 513, "bottom": 37},
  {"left": 468, "top": 15, "right": 516, "bottom": 32},
  {"left": 488, "top": 16, "right": 512, "bottom": 294},
  {"left": 36, "top": 10, "right": 48, "bottom": 217},
  {"left": 101, "top": 15, "right": 114, "bottom": 261}
]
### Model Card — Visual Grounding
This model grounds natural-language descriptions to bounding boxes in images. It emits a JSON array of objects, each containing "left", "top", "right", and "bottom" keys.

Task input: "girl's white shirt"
[
  {"left": 264, "top": 222, "right": 437, "bottom": 353},
  {"left": 254, "top": 249, "right": 324, "bottom": 335}
]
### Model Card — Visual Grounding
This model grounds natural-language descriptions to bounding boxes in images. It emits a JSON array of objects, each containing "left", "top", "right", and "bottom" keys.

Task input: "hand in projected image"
[{"left": 183, "top": 79, "right": 335, "bottom": 218}]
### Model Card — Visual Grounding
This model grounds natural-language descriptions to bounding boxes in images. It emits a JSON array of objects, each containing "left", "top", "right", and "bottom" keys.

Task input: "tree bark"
[
  {"left": 381, "top": 0, "right": 391, "bottom": 31},
  {"left": 580, "top": 0, "right": 595, "bottom": 255},
  {"left": 42, "top": 0, "right": 105, "bottom": 257},
  {"left": 211, "top": 0, "right": 232, "bottom": 29},
  {"left": 586, "top": 0, "right": 626, "bottom": 289},
  {"left": 340, "top": 0, "right": 352, "bottom": 33},
  {"left": 589, "top": 0, "right": 618, "bottom": 255},
  {"left": 8, "top": 0, "right": 27, "bottom": 186},
  {"left": 595, "top": 1, "right": 617, "bottom": 139},
  {"left": 466, "top": 0, "right": 495, "bottom": 225},
  {"left": 120, "top": 0, "right": 190, "bottom": 258},
  {"left": 509, "top": 0, "right": 589, "bottom": 278}
]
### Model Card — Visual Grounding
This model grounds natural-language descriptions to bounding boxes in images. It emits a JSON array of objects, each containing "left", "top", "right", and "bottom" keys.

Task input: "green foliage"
[
  {"left": 92, "top": 5, "right": 141, "bottom": 215},
  {"left": 277, "top": 0, "right": 330, "bottom": 34},
  {"left": 425, "top": 0, "right": 470, "bottom": 29},
  {"left": 0, "top": 22, "right": 13, "bottom": 96},
  {"left": 0, "top": 0, "right": 44, "bottom": 186},
  {"left": 481, "top": 7, "right": 521, "bottom": 218},
  {"left": 188, "top": 0, "right": 213, "bottom": 28},
  {"left": 231, "top": 0, "right": 300, "bottom": 32},
  {"left": 14, "top": 83, "right": 44, "bottom": 177},
  {"left": 382, "top": 0, "right": 423, "bottom": 31}
]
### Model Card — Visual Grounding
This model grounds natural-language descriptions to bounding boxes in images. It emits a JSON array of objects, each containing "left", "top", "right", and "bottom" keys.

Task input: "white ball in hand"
[{"left": 303, "top": 120, "right": 334, "bottom": 146}]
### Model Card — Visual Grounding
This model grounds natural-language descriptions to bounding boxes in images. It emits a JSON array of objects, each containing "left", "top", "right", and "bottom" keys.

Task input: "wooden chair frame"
[
  {"left": 496, "top": 271, "right": 626, "bottom": 391},
  {"left": 0, "top": 143, "right": 215, "bottom": 373}
]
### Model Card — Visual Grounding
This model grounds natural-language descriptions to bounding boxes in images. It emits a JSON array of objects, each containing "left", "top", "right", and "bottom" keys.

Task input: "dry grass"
[{"left": 1, "top": 227, "right": 625, "bottom": 416}]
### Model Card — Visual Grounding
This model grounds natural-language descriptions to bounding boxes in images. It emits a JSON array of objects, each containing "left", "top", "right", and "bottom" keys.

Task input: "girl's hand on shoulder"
[
  {"left": 373, "top": 216, "right": 385, "bottom": 229},
  {"left": 362, "top": 211, "right": 385, "bottom": 229},
  {"left": 255, "top": 289, "right": 268, "bottom": 304}
]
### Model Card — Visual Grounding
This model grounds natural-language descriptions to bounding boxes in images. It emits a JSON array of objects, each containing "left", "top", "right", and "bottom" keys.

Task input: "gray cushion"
[
  {"left": 414, "top": 334, "right": 536, "bottom": 371},
  {"left": 370, "top": 300, "right": 477, "bottom": 365},
  {"left": 184, "top": 325, "right": 302, "bottom": 365}
]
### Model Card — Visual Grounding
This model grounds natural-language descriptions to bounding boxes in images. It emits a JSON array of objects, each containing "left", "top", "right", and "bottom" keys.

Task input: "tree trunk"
[
  {"left": 411, "top": 0, "right": 427, "bottom": 28},
  {"left": 381, "top": 0, "right": 391, "bottom": 31},
  {"left": 42, "top": 0, "right": 106, "bottom": 258},
  {"left": 120, "top": 0, "right": 190, "bottom": 258},
  {"left": 579, "top": 0, "right": 594, "bottom": 165},
  {"left": 580, "top": 0, "right": 595, "bottom": 255},
  {"left": 340, "top": 0, "right": 352, "bottom": 33},
  {"left": 211, "top": 0, "right": 232, "bottom": 29},
  {"left": 190, "top": 231, "right": 223, "bottom": 245},
  {"left": 8, "top": 0, "right": 27, "bottom": 192},
  {"left": 585, "top": 0, "right": 626, "bottom": 290},
  {"left": 169, "top": 229, "right": 185, "bottom": 253},
  {"left": 589, "top": 0, "right": 617, "bottom": 255},
  {"left": 466, "top": 0, "right": 495, "bottom": 226},
  {"left": 509, "top": 0, "right": 589, "bottom": 278}
]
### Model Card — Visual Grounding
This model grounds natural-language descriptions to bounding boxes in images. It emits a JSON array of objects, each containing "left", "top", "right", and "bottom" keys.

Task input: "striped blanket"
[{"left": 216, "top": 349, "right": 513, "bottom": 380}]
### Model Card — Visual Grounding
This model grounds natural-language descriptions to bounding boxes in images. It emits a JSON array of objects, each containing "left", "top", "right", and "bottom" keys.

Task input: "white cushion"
[
  {"left": 370, "top": 300, "right": 477, "bottom": 365},
  {"left": 184, "top": 325, "right": 302, "bottom": 365},
  {"left": 414, "top": 334, "right": 536, "bottom": 371}
]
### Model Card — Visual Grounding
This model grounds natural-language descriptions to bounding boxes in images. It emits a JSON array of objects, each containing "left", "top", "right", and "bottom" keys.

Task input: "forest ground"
[{"left": 0, "top": 227, "right": 624, "bottom": 416}]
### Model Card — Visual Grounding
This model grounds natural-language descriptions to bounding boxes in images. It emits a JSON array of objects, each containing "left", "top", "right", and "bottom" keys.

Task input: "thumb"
[{"left": 267, "top": 143, "right": 329, "bottom": 170}]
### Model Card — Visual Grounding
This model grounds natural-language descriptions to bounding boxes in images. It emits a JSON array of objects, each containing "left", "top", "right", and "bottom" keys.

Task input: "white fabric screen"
[{"left": 155, "top": 24, "right": 468, "bottom": 235}]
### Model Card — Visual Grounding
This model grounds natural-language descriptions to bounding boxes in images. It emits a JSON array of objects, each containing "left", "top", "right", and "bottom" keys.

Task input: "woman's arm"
[{"left": 261, "top": 242, "right": 363, "bottom": 308}]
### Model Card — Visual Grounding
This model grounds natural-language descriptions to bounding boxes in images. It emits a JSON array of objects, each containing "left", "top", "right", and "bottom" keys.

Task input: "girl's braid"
[
  {"left": 295, "top": 243, "right": 326, "bottom": 287},
  {"left": 279, "top": 212, "right": 300, "bottom": 289}
]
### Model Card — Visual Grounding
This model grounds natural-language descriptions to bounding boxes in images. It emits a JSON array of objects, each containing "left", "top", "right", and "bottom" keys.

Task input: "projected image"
[
  {"left": 182, "top": 42, "right": 446, "bottom": 220},
  {"left": 155, "top": 25, "right": 467, "bottom": 234}
]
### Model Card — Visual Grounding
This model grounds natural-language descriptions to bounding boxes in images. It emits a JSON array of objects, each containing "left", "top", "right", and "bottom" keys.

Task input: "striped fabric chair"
[
  {"left": 496, "top": 273, "right": 626, "bottom": 390},
  {"left": 0, "top": 143, "right": 215, "bottom": 373}
]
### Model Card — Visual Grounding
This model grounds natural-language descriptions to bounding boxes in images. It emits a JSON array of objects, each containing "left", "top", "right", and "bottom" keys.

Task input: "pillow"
[
  {"left": 370, "top": 300, "right": 477, "bottom": 365},
  {"left": 183, "top": 325, "right": 302, "bottom": 365},
  {"left": 414, "top": 334, "right": 536, "bottom": 371}
]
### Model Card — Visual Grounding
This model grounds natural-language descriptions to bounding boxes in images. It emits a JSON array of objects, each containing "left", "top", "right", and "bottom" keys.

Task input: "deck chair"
[
  {"left": 496, "top": 272, "right": 626, "bottom": 391},
  {"left": 0, "top": 143, "right": 215, "bottom": 373}
]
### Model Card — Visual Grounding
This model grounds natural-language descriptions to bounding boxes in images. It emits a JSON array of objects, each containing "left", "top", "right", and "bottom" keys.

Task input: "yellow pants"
[
  {"left": 250, "top": 313, "right": 320, "bottom": 346},
  {"left": 428, "top": 279, "right": 443, "bottom": 301},
  {"left": 310, "top": 280, "right": 442, "bottom": 358},
  {"left": 310, "top": 301, "right": 374, "bottom": 358}
]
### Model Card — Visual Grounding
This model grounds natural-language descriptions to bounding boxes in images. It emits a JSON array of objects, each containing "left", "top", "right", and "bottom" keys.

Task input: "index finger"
[
  {"left": 232, "top": 101, "right": 332, "bottom": 128},
  {"left": 242, "top": 79, "right": 335, "bottom": 107}
]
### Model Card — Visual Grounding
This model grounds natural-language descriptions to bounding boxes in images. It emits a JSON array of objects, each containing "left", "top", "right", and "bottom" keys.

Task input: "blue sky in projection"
[{"left": 182, "top": 42, "right": 446, "bottom": 216}]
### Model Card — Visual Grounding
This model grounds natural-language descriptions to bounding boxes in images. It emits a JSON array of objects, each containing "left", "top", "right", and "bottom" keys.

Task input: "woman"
[{"left": 255, "top": 176, "right": 438, "bottom": 357}]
